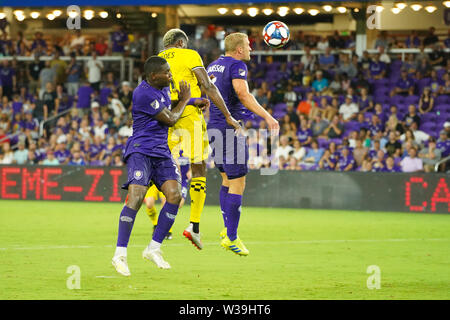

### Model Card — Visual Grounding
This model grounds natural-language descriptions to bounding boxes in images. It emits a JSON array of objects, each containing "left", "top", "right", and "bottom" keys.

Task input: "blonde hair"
[
  {"left": 163, "top": 29, "right": 188, "bottom": 48},
  {"left": 224, "top": 32, "right": 248, "bottom": 54}
]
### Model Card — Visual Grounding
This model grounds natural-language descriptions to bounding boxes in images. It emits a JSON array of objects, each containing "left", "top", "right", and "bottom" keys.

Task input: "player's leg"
[
  {"left": 143, "top": 157, "right": 182, "bottom": 269},
  {"left": 219, "top": 172, "right": 230, "bottom": 239},
  {"left": 112, "top": 153, "right": 152, "bottom": 276},
  {"left": 144, "top": 186, "right": 158, "bottom": 232},
  {"left": 112, "top": 184, "right": 148, "bottom": 276},
  {"left": 158, "top": 192, "right": 174, "bottom": 240}
]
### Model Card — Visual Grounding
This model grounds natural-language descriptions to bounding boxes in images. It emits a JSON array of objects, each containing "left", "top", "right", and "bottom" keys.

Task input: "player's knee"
[{"left": 165, "top": 188, "right": 182, "bottom": 205}]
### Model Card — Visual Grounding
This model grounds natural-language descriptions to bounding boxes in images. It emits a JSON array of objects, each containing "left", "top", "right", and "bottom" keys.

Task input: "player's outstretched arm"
[
  {"left": 155, "top": 81, "right": 191, "bottom": 127},
  {"left": 232, "top": 78, "right": 280, "bottom": 136},
  {"left": 193, "top": 67, "right": 241, "bottom": 131}
]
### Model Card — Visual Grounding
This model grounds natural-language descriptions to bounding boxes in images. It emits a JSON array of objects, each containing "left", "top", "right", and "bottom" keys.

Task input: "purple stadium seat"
[
  {"left": 273, "top": 103, "right": 287, "bottom": 111},
  {"left": 317, "top": 138, "right": 329, "bottom": 149},
  {"left": 435, "top": 95, "right": 450, "bottom": 105},
  {"left": 273, "top": 110, "right": 286, "bottom": 120},
  {"left": 391, "top": 95, "right": 406, "bottom": 105},
  {"left": 435, "top": 104, "right": 450, "bottom": 114},
  {"left": 420, "top": 121, "right": 436, "bottom": 132},
  {"left": 421, "top": 113, "right": 436, "bottom": 123},
  {"left": 330, "top": 138, "right": 342, "bottom": 145},
  {"left": 404, "top": 95, "right": 419, "bottom": 105}
]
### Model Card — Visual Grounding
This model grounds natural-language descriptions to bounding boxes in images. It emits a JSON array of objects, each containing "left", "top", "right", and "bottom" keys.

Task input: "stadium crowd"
[{"left": 0, "top": 25, "right": 449, "bottom": 173}]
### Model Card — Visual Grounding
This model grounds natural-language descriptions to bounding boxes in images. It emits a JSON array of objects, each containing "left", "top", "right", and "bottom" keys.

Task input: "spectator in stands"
[
  {"left": 41, "top": 150, "right": 59, "bottom": 165},
  {"left": 76, "top": 80, "right": 94, "bottom": 116},
  {"left": 381, "top": 156, "right": 401, "bottom": 172},
  {"left": 290, "top": 64, "right": 303, "bottom": 86},
  {"left": 118, "top": 118, "right": 132, "bottom": 138},
  {"left": 110, "top": 25, "right": 128, "bottom": 56},
  {"left": 275, "top": 135, "right": 293, "bottom": 163},
  {"left": 68, "top": 150, "right": 86, "bottom": 165},
  {"left": 50, "top": 51, "right": 67, "bottom": 85},
  {"left": 329, "top": 31, "right": 345, "bottom": 49},
  {"left": 95, "top": 35, "right": 109, "bottom": 56},
  {"left": 69, "top": 30, "right": 85, "bottom": 55},
  {"left": 353, "top": 138, "right": 369, "bottom": 168},
  {"left": 418, "top": 87, "right": 434, "bottom": 114},
  {"left": 12, "top": 141, "right": 28, "bottom": 164},
  {"left": 337, "top": 54, "right": 357, "bottom": 79},
  {"left": 371, "top": 149, "right": 386, "bottom": 172},
  {"left": 129, "top": 32, "right": 145, "bottom": 62},
  {"left": 339, "top": 95, "right": 359, "bottom": 122},
  {"left": 291, "top": 139, "right": 306, "bottom": 162},
  {"left": 369, "top": 53, "right": 386, "bottom": 79},
  {"left": 374, "top": 31, "right": 390, "bottom": 50},
  {"left": 402, "top": 104, "right": 421, "bottom": 130},
  {"left": 429, "top": 69, "right": 444, "bottom": 95},
  {"left": 296, "top": 92, "right": 316, "bottom": 117},
  {"left": 385, "top": 114, "right": 404, "bottom": 137},
  {"left": 1, "top": 60, "right": 16, "bottom": 99},
  {"left": 1, "top": 142, "right": 14, "bottom": 164},
  {"left": 302, "top": 139, "right": 324, "bottom": 166},
  {"left": 368, "top": 114, "right": 384, "bottom": 137},
  {"left": 118, "top": 81, "right": 133, "bottom": 111},
  {"left": 27, "top": 54, "right": 44, "bottom": 95},
  {"left": 318, "top": 148, "right": 337, "bottom": 171},
  {"left": 66, "top": 53, "right": 83, "bottom": 97},
  {"left": 318, "top": 47, "right": 336, "bottom": 71},
  {"left": 38, "top": 61, "right": 56, "bottom": 99},
  {"left": 328, "top": 73, "right": 342, "bottom": 94},
  {"left": 429, "top": 43, "right": 447, "bottom": 69},
  {"left": 41, "top": 82, "right": 59, "bottom": 121},
  {"left": 323, "top": 114, "right": 343, "bottom": 139},
  {"left": 283, "top": 84, "right": 297, "bottom": 108},
  {"left": 300, "top": 46, "right": 316, "bottom": 72},
  {"left": 419, "top": 138, "right": 442, "bottom": 172},
  {"left": 311, "top": 70, "right": 329, "bottom": 94},
  {"left": 107, "top": 92, "right": 126, "bottom": 118},
  {"left": 390, "top": 69, "right": 415, "bottom": 97},
  {"left": 358, "top": 87, "right": 374, "bottom": 113},
  {"left": 400, "top": 146, "right": 423, "bottom": 172},
  {"left": 402, "top": 122, "right": 430, "bottom": 147},
  {"left": 336, "top": 147, "right": 355, "bottom": 171},
  {"left": 423, "top": 27, "right": 439, "bottom": 47},
  {"left": 30, "top": 31, "right": 47, "bottom": 54},
  {"left": 405, "top": 30, "right": 421, "bottom": 48},
  {"left": 85, "top": 51, "right": 104, "bottom": 93},
  {"left": 255, "top": 88, "right": 269, "bottom": 110},
  {"left": 378, "top": 46, "right": 391, "bottom": 65}
]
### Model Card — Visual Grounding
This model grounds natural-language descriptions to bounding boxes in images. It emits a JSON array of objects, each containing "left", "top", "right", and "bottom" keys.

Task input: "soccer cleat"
[
  {"left": 165, "top": 232, "right": 173, "bottom": 240},
  {"left": 219, "top": 227, "right": 227, "bottom": 239},
  {"left": 182, "top": 224, "right": 203, "bottom": 250},
  {"left": 142, "top": 247, "right": 171, "bottom": 269},
  {"left": 221, "top": 236, "right": 249, "bottom": 256},
  {"left": 112, "top": 255, "right": 131, "bottom": 276}
]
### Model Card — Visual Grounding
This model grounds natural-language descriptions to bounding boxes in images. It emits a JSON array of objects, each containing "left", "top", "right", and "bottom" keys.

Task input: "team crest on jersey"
[
  {"left": 134, "top": 170, "right": 143, "bottom": 180},
  {"left": 239, "top": 68, "right": 246, "bottom": 77},
  {"left": 150, "top": 100, "right": 160, "bottom": 110}
]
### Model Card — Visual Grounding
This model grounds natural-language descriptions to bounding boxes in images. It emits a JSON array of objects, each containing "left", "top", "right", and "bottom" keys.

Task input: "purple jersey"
[
  {"left": 123, "top": 80, "right": 172, "bottom": 160},
  {"left": 381, "top": 166, "right": 401, "bottom": 173},
  {"left": 297, "top": 128, "right": 312, "bottom": 144},
  {"left": 54, "top": 150, "right": 71, "bottom": 163},
  {"left": 337, "top": 154, "right": 355, "bottom": 171},
  {"left": 207, "top": 56, "right": 253, "bottom": 129},
  {"left": 77, "top": 85, "right": 94, "bottom": 109}
]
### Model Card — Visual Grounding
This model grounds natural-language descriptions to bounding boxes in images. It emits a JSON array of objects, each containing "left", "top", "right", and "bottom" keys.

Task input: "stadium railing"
[
  {"left": 39, "top": 108, "right": 74, "bottom": 137},
  {"left": 251, "top": 48, "right": 450, "bottom": 63},
  {"left": 1, "top": 55, "right": 135, "bottom": 83},
  {"left": 434, "top": 156, "right": 450, "bottom": 173}
]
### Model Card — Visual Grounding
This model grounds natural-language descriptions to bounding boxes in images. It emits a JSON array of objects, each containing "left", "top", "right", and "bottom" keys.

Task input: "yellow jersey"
[{"left": 158, "top": 48, "right": 204, "bottom": 101}]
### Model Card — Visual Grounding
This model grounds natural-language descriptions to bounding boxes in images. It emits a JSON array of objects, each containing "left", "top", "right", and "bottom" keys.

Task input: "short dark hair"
[{"left": 143, "top": 56, "right": 167, "bottom": 78}]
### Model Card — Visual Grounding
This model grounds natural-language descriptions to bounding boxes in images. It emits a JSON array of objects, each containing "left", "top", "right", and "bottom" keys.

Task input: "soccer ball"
[{"left": 262, "top": 21, "right": 290, "bottom": 48}]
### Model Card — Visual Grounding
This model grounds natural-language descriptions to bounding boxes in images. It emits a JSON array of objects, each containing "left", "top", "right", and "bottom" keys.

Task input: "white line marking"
[{"left": 0, "top": 239, "right": 449, "bottom": 251}]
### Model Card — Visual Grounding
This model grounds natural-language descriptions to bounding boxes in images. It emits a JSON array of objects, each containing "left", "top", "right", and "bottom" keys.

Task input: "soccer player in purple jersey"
[
  {"left": 207, "top": 33, "right": 279, "bottom": 256},
  {"left": 112, "top": 56, "right": 208, "bottom": 276}
]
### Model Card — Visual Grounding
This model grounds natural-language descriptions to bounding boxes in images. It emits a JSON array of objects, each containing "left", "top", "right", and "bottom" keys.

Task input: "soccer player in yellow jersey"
[{"left": 159, "top": 29, "right": 240, "bottom": 250}]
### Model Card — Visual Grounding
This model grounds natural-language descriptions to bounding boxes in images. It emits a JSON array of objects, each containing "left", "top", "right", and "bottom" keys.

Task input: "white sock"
[
  {"left": 148, "top": 240, "right": 161, "bottom": 251},
  {"left": 114, "top": 246, "right": 127, "bottom": 258}
]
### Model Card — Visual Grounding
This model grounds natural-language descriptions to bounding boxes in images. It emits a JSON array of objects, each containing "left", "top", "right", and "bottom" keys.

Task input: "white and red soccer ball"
[{"left": 262, "top": 21, "right": 290, "bottom": 49}]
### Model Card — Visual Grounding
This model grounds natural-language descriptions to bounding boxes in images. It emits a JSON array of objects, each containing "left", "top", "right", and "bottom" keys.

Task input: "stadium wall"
[{"left": 0, "top": 165, "right": 449, "bottom": 214}]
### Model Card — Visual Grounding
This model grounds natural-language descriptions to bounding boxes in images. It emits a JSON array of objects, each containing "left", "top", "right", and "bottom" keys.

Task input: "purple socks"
[
  {"left": 152, "top": 202, "right": 179, "bottom": 243},
  {"left": 219, "top": 185, "right": 229, "bottom": 228},
  {"left": 116, "top": 206, "right": 138, "bottom": 247},
  {"left": 226, "top": 193, "right": 242, "bottom": 241}
]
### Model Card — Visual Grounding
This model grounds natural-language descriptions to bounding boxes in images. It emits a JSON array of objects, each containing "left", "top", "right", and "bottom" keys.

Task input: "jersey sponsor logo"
[
  {"left": 238, "top": 68, "right": 246, "bottom": 77},
  {"left": 161, "top": 96, "right": 165, "bottom": 103},
  {"left": 120, "top": 216, "right": 134, "bottom": 223},
  {"left": 134, "top": 170, "right": 143, "bottom": 180},
  {"left": 151, "top": 100, "right": 160, "bottom": 110}
]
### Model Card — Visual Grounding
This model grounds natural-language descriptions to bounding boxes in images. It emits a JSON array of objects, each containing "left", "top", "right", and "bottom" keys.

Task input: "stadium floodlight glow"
[
  {"left": 444, "top": 1, "right": 450, "bottom": 8},
  {"left": 0, "top": 12, "right": 5, "bottom": 19},
  {"left": 391, "top": 7, "right": 401, "bottom": 14},
  {"left": 308, "top": 8, "right": 320, "bottom": 16},
  {"left": 151, "top": 12, "right": 158, "bottom": 18},
  {"left": 232, "top": 8, "right": 243, "bottom": 16},
  {"left": 322, "top": 5, "right": 332, "bottom": 12},
  {"left": 53, "top": 10, "right": 62, "bottom": 17},
  {"left": 395, "top": 2, "right": 407, "bottom": 10},
  {"left": 30, "top": 12, "right": 40, "bottom": 19},
  {"left": 13, "top": 10, "right": 24, "bottom": 16},
  {"left": 84, "top": 10, "right": 94, "bottom": 20},
  {"left": 410, "top": 4, "right": 422, "bottom": 11},
  {"left": 116, "top": 12, "right": 122, "bottom": 18},
  {"left": 354, "top": 8, "right": 360, "bottom": 13},
  {"left": 16, "top": 14, "right": 25, "bottom": 21},
  {"left": 293, "top": 7, "right": 304, "bottom": 14},
  {"left": 337, "top": 6, "right": 347, "bottom": 13},
  {"left": 277, "top": 6, "right": 289, "bottom": 17},
  {"left": 46, "top": 13, "right": 55, "bottom": 20},
  {"left": 262, "top": 8, "right": 274, "bottom": 15},
  {"left": 375, "top": 5, "right": 384, "bottom": 12},
  {"left": 217, "top": 7, "right": 228, "bottom": 15},
  {"left": 247, "top": 7, "right": 259, "bottom": 17},
  {"left": 424, "top": 5, "right": 437, "bottom": 13},
  {"left": 68, "top": 10, "right": 79, "bottom": 18},
  {"left": 99, "top": 11, "right": 108, "bottom": 18}
]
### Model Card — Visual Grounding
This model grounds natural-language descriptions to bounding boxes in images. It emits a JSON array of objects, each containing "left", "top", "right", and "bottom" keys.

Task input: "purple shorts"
[
  {"left": 209, "top": 127, "right": 249, "bottom": 180},
  {"left": 121, "top": 152, "right": 181, "bottom": 190}
]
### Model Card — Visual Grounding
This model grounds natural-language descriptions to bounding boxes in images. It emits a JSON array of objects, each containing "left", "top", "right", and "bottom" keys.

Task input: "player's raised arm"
[
  {"left": 232, "top": 78, "right": 280, "bottom": 136},
  {"left": 155, "top": 81, "right": 191, "bottom": 127},
  {"left": 193, "top": 67, "right": 241, "bottom": 131}
]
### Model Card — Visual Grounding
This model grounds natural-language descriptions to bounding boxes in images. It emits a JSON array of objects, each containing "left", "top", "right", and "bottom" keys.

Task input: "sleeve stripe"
[{"left": 191, "top": 66, "right": 204, "bottom": 70}]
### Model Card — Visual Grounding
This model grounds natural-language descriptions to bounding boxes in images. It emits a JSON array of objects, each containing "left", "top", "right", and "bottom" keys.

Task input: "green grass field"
[{"left": 0, "top": 200, "right": 449, "bottom": 300}]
